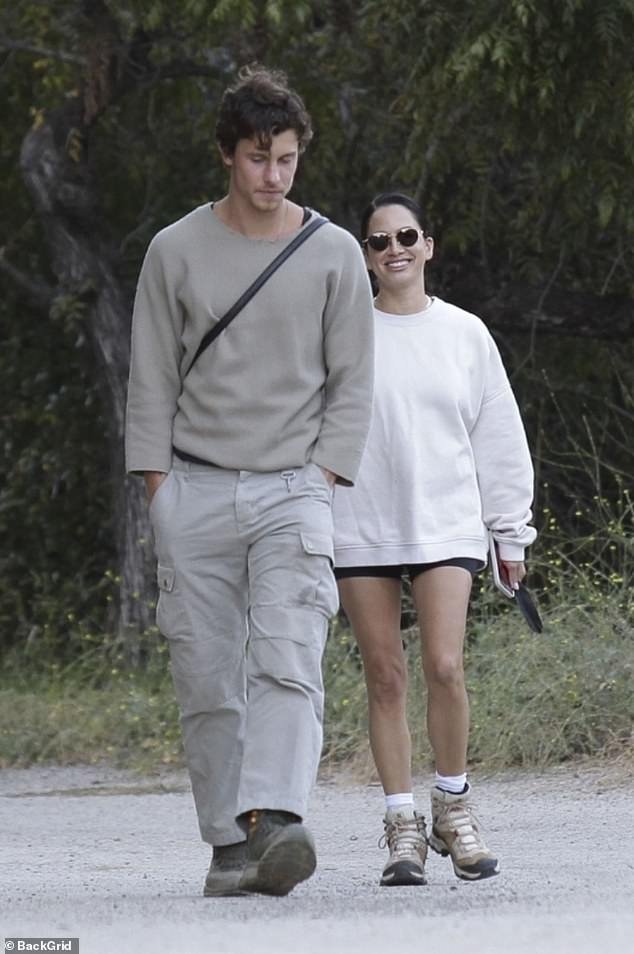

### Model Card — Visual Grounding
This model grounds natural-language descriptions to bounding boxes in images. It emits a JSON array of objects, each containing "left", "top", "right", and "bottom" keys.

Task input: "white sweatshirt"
[{"left": 332, "top": 299, "right": 537, "bottom": 566}]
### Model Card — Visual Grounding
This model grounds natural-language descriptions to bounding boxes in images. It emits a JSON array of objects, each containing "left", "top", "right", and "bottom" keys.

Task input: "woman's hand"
[{"left": 500, "top": 560, "right": 526, "bottom": 590}]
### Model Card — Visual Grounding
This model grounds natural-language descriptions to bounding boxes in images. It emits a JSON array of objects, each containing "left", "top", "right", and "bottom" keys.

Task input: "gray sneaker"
[
  {"left": 428, "top": 784, "right": 500, "bottom": 881},
  {"left": 379, "top": 807, "right": 427, "bottom": 886},
  {"left": 203, "top": 841, "right": 248, "bottom": 897},
  {"left": 237, "top": 809, "right": 317, "bottom": 896}
]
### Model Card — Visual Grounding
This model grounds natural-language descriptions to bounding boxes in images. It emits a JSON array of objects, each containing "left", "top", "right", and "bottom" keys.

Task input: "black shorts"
[{"left": 334, "top": 557, "right": 484, "bottom": 582}]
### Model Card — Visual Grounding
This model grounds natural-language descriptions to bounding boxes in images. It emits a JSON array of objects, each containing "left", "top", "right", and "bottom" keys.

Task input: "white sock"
[
  {"left": 385, "top": 792, "right": 415, "bottom": 813},
  {"left": 434, "top": 772, "right": 468, "bottom": 794}
]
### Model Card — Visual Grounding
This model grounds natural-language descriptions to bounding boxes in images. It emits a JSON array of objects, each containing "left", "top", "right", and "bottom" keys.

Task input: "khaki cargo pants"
[{"left": 149, "top": 458, "right": 338, "bottom": 846}]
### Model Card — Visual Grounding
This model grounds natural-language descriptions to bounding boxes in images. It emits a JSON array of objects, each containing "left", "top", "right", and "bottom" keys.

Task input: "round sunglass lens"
[
  {"left": 398, "top": 228, "right": 420, "bottom": 247},
  {"left": 368, "top": 234, "right": 389, "bottom": 251}
]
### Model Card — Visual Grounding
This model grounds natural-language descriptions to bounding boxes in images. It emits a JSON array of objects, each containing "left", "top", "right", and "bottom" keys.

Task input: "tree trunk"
[{"left": 20, "top": 101, "right": 154, "bottom": 665}]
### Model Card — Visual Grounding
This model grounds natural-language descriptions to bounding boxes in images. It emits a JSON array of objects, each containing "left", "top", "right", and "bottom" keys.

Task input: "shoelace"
[
  {"left": 441, "top": 804, "right": 486, "bottom": 858},
  {"left": 379, "top": 817, "right": 426, "bottom": 858}
]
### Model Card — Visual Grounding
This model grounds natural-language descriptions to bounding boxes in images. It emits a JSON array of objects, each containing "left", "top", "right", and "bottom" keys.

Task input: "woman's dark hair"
[
  {"left": 215, "top": 64, "right": 313, "bottom": 156},
  {"left": 359, "top": 192, "right": 427, "bottom": 241}
]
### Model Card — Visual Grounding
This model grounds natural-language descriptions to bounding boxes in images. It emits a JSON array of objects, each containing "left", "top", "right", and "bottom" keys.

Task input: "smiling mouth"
[{"left": 385, "top": 258, "right": 412, "bottom": 269}]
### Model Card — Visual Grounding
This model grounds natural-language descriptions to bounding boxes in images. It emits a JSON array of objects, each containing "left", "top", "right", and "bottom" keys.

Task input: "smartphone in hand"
[
  {"left": 487, "top": 530, "right": 544, "bottom": 632},
  {"left": 488, "top": 530, "right": 515, "bottom": 598}
]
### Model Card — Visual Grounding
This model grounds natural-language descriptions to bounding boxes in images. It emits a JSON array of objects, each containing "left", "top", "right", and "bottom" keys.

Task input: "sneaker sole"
[
  {"left": 428, "top": 833, "right": 500, "bottom": 881},
  {"left": 380, "top": 859, "right": 427, "bottom": 887},
  {"left": 239, "top": 824, "right": 317, "bottom": 896}
]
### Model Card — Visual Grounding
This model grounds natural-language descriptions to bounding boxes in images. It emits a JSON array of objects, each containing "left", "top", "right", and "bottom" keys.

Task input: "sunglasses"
[{"left": 362, "top": 227, "right": 424, "bottom": 252}]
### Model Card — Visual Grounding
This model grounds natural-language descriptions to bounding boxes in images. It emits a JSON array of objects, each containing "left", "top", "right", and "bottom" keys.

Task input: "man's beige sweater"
[{"left": 125, "top": 204, "right": 374, "bottom": 484}]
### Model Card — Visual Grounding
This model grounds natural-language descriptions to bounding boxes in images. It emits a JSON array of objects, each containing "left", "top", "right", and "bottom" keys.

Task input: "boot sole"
[
  {"left": 204, "top": 869, "right": 250, "bottom": 897},
  {"left": 239, "top": 824, "right": 317, "bottom": 896},
  {"left": 380, "top": 859, "right": 427, "bottom": 887},
  {"left": 428, "top": 833, "right": 500, "bottom": 881}
]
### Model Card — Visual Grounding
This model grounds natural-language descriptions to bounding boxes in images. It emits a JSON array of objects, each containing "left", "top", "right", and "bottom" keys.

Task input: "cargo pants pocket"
[
  {"left": 298, "top": 531, "right": 339, "bottom": 619},
  {"left": 156, "top": 563, "right": 191, "bottom": 639}
]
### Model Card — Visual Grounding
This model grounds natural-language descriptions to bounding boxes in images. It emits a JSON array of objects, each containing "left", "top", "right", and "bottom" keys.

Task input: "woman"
[{"left": 333, "top": 193, "right": 536, "bottom": 887}]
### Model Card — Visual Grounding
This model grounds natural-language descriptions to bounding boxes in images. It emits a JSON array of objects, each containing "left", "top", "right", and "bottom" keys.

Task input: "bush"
[{"left": 0, "top": 641, "right": 181, "bottom": 771}]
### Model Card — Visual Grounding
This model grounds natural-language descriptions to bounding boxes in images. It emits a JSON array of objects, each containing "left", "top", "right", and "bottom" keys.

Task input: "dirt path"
[{"left": 1, "top": 761, "right": 632, "bottom": 953}]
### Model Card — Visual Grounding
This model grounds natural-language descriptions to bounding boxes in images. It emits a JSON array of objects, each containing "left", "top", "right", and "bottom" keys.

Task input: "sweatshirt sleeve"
[
  {"left": 470, "top": 330, "right": 537, "bottom": 560},
  {"left": 125, "top": 233, "right": 184, "bottom": 474},
  {"left": 309, "top": 232, "right": 375, "bottom": 485}
]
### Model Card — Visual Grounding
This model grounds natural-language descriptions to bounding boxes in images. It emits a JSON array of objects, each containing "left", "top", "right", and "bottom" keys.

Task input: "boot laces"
[
  {"left": 442, "top": 802, "right": 486, "bottom": 857},
  {"left": 379, "top": 815, "right": 427, "bottom": 859}
]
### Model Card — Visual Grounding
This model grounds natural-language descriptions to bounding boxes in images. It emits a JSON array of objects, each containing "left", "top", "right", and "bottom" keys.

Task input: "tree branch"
[{"left": 0, "top": 38, "right": 84, "bottom": 65}]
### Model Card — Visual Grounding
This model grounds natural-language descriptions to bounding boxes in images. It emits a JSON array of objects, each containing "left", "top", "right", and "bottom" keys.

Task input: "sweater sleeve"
[
  {"left": 470, "top": 331, "right": 537, "bottom": 560},
  {"left": 125, "top": 233, "right": 184, "bottom": 474},
  {"left": 309, "top": 233, "right": 375, "bottom": 485}
]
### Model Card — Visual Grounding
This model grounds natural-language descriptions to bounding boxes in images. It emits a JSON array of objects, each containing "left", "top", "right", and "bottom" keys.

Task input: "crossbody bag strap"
[{"left": 184, "top": 214, "right": 328, "bottom": 378}]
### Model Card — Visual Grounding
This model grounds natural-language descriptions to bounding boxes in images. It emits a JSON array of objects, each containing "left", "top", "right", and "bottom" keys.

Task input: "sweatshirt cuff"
[
  {"left": 496, "top": 540, "right": 526, "bottom": 562},
  {"left": 125, "top": 447, "right": 173, "bottom": 476}
]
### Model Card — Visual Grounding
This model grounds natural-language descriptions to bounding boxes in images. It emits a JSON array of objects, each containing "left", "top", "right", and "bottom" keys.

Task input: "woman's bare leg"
[
  {"left": 337, "top": 577, "right": 411, "bottom": 793},
  {"left": 411, "top": 567, "right": 472, "bottom": 775}
]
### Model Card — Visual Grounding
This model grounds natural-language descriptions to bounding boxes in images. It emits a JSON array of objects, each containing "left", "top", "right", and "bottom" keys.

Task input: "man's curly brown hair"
[{"left": 215, "top": 64, "right": 313, "bottom": 156}]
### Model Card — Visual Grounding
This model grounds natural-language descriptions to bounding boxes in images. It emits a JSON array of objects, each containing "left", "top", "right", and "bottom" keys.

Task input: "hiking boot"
[
  {"left": 428, "top": 784, "right": 500, "bottom": 881},
  {"left": 379, "top": 807, "right": 428, "bottom": 886},
  {"left": 203, "top": 841, "right": 248, "bottom": 897},
  {"left": 236, "top": 809, "right": 317, "bottom": 896}
]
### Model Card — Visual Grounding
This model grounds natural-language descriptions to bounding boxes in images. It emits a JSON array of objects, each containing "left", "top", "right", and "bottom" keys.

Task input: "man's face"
[{"left": 223, "top": 129, "right": 300, "bottom": 213}]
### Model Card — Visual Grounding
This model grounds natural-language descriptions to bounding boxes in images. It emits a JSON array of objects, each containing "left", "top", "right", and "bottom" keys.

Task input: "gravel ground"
[{"left": 1, "top": 760, "right": 632, "bottom": 954}]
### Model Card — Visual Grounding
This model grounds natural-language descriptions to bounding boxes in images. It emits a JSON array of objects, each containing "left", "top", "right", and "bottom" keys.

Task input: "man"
[{"left": 125, "top": 65, "right": 374, "bottom": 897}]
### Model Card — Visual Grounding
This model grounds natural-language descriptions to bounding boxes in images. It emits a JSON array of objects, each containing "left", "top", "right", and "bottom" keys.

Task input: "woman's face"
[{"left": 364, "top": 204, "right": 433, "bottom": 295}]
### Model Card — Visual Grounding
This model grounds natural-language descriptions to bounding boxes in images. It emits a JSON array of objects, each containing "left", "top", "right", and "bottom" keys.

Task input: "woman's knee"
[
  {"left": 424, "top": 652, "right": 465, "bottom": 691},
  {"left": 364, "top": 653, "right": 408, "bottom": 706}
]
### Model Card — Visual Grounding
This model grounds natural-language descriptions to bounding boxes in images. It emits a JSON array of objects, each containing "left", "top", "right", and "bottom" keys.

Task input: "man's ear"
[{"left": 218, "top": 144, "right": 233, "bottom": 168}]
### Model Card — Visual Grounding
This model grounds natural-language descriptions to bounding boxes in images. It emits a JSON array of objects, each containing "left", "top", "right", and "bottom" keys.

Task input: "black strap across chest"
[{"left": 184, "top": 211, "right": 328, "bottom": 378}]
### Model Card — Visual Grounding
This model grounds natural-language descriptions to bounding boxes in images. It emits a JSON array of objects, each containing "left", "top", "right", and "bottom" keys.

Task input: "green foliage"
[
  {"left": 466, "top": 600, "right": 632, "bottom": 767},
  {"left": 0, "top": 0, "right": 633, "bottom": 698},
  {"left": 0, "top": 287, "right": 115, "bottom": 659},
  {"left": 0, "top": 645, "right": 180, "bottom": 769},
  {"left": 349, "top": 0, "right": 634, "bottom": 296}
]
